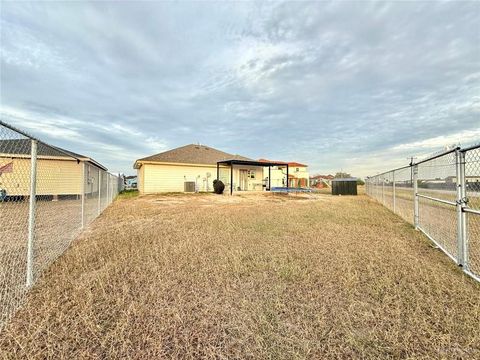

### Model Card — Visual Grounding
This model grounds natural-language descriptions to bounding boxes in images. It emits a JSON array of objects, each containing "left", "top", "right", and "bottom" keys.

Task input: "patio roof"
[{"left": 217, "top": 159, "right": 288, "bottom": 167}]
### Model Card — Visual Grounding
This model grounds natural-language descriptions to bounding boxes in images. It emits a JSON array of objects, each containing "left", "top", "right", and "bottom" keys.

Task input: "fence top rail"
[
  {"left": 0, "top": 120, "right": 83, "bottom": 162},
  {"left": 1, "top": 120, "right": 108, "bottom": 171},
  {"left": 459, "top": 143, "right": 480, "bottom": 153},
  {"left": 366, "top": 164, "right": 411, "bottom": 179},
  {"left": 0, "top": 120, "right": 39, "bottom": 141},
  {"left": 366, "top": 144, "right": 478, "bottom": 180},
  {"left": 412, "top": 147, "right": 459, "bottom": 166}
]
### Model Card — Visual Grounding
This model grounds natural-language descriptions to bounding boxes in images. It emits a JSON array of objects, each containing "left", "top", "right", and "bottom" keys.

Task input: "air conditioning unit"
[{"left": 184, "top": 181, "right": 195, "bottom": 193}]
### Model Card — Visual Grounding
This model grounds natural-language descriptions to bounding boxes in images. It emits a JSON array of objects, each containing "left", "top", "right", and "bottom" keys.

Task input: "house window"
[
  {"left": 248, "top": 170, "right": 255, "bottom": 179},
  {"left": 296, "top": 168, "right": 299, "bottom": 172}
]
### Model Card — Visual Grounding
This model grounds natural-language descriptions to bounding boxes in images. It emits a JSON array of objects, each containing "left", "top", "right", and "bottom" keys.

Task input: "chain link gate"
[
  {"left": 366, "top": 144, "right": 480, "bottom": 283},
  {"left": 463, "top": 145, "right": 480, "bottom": 280},
  {"left": 0, "top": 121, "right": 122, "bottom": 329}
]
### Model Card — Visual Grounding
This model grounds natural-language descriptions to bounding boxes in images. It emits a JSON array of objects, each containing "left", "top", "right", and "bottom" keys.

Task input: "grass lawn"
[{"left": 1, "top": 192, "right": 479, "bottom": 359}]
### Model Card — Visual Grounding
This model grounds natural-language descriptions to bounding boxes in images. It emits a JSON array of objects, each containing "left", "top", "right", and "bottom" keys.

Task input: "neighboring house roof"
[
  {"left": 134, "top": 144, "right": 253, "bottom": 168},
  {"left": 310, "top": 174, "right": 334, "bottom": 180},
  {"left": 288, "top": 162, "right": 308, "bottom": 168},
  {"left": 258, "top": 159, "right": 308, "bottom": 167},
  {"left": 0, "top": 139, "right": 107, "bottom": 171},
  {"left": 125, "top": 175, "right": 137, "bottom": 179}
]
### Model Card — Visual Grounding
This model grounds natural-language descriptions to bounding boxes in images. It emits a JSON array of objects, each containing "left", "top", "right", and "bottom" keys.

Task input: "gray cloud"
[{"left": 1, "top": 1, "right": 479, "bottom": 177}]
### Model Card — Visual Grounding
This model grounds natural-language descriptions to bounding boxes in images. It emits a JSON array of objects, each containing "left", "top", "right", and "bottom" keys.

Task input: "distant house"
[
  {"left": 124, "top": 175, "right": 138, "bottom": 189},
  {"left": 258, "top": 159, "right": 309, "bottom": 188},
  {"left": 0, "top": 139, "right": 106, "bottom": 198},
  {"left": 422, "top": 175, "right": 480, "bottom": 191},
  {"left": 134, "top": 144, "right": 301, "bottom": 194},
  {"left": 310, "top": 174, "right": 334, "bottom": 188},
  {"left": 445, "top": 175, "right": 480, "bottom": 184}
]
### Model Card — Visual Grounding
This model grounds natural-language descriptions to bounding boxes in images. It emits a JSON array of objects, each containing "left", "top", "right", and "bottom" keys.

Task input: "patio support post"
[
  {"left": 268, "top": 166, "right": 271, "bottom": 191},
  {"left": 216, "top": 162, "right": 219, "bottom": 181},
  {"left": 286, "top": 164, "right": 289, "bottom": 188}
]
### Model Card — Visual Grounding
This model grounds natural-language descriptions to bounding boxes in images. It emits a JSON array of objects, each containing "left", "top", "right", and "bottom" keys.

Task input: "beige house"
[
  {"left": 134, "top": 144, "right": 257, "bottom": 194},
  {"left": 134, "top": 144, "right": 309, "bottom": 194},
  {"left": 0, "top": 139, "right": 106, "bottom": 198}
]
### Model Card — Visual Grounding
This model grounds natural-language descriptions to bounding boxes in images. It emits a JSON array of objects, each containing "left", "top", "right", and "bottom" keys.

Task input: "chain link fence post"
[
  {"left": 456, "top": 150, "right": 467, "bottom": 267},
  {"left": 460, "top": 151, "right": 468, "bottom": 270},
  {"left": 97, "top": 169, "right": 102, "bottom": 216},
  {"left": 392, "top": 170, "right": 396, "bottom": 213},
  {"left": 107, "top": 173, "right": 110, "bottom": 205},
  {"left": 26, "top": 140, "right": 38, "bottom": 287},
  {"left": 81, "top": 161, "right": 86, "bottom": 229},
  {"left": 381, "top": 177, "right": 384, "bottom": 204},
  {"left": 413, "top": 164, "right": 419, "bottom": 229}
]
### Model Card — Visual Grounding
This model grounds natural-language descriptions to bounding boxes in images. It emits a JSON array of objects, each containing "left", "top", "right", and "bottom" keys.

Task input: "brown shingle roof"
[
  {"left": 0, "top": 139, "right": 107, "bottom": 171},
  {"left": 0, "top": 139, "right": 85, "bottom": 158},
  {"left": 134, "top": 144, "right": 253, "bottom": 167}
]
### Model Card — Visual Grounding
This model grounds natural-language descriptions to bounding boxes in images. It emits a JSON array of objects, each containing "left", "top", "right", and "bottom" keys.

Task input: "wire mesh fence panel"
[
  {"left": 418, "top": 196, "right": 458, "bottom": 259},
  {"left": 464, "top": 146, "right": 480, "bottom": 210},
  {"left": 366, "top": 146, "right": 480, "bottom": 283},
  {"left": 369, "top": 176, "right": 375, "bottom": 199},
  {"left": 416, "top": 152, "right": 458, "bottom": 260},
  {"left": 370, "top": 175, "right": 381, "bottom": 206},
  {"left": 108, "top": 174, "right": 116, "bottom": 202},
  {"left": 393, "top": 167, "right": 414, "bottom": 224},
  {"left": 100, "top": 171, "right": 108, "bottom": 213},
  {"left": 417, "top": 151, "right": 457, "bottom": 202},
  {"left": 33, "top": 145, "right": 83, "bottom": 282},
  {"left": 367, "top": 175, "right": 378, "bottom": 202},
  {"left": 382, "top": 171, "right": 394, "bottom": 211},
  {"left": 0, "top": 125, "right": 31, "bottom": 326},
  {"left": 110, "top": 174, "right": 116, "bottom": 201},
  {"left": 375, "top": 177, "right": 379, "bottom": 201},
  {"left": 84, "top": 163, "right": 100, "bottom": 225},
  {"left": 467, "top": 213, "right": 480, "bottom": 278},
  {"left": 0, "top": 121, "right": 121, "bottom": 329},
  {"left": 464, "top": 146, "right": 480, "bottom": 278}
]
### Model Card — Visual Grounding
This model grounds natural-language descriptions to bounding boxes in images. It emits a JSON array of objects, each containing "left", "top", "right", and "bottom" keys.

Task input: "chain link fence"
[
  {"left": 0, "top": 121, "right": 122, "bottom": 328},
  {"left": 366, "top": 145, "right": 480, "bottom": 283}
]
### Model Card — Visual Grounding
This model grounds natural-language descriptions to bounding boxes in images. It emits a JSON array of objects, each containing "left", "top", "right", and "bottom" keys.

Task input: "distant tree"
[
  {"left": 356, "top": 178, "right": 365, "bottom": 185},
  {"left": 334, "top": 172, "right": 351, "bottom": 178}
]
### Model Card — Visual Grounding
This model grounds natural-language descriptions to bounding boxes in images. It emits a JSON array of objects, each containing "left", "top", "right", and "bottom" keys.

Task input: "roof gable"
[{"left": 135, "top": 144, "right": 252, "bottom": 166}]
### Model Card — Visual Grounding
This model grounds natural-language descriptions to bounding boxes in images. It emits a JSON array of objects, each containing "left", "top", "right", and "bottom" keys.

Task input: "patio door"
[{"left": 239, "top": 169, "right": 248, "bottom": 191}]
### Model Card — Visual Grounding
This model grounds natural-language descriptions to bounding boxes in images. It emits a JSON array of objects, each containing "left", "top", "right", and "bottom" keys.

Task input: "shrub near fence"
[
  {"left": 0, "top": 121, "right": 122, "bottom": 328},
  {"left": 366, "top": 145, "right": 480, "bottom": 283}
]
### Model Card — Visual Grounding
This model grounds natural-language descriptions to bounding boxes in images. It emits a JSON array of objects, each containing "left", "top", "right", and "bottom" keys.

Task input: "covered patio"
[{"left": 217, "top": 159, "right": 289, "bottom": 195}]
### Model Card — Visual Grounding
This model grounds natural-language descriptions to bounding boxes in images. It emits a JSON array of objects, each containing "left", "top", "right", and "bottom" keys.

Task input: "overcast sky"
[{"left": 1, "top": 1, "right": 479, "bottom": 177}]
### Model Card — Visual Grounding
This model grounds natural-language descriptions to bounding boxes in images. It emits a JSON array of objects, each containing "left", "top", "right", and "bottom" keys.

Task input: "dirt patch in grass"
[{"left": 0, "top": 193, "right": 479, "bottom": 359}]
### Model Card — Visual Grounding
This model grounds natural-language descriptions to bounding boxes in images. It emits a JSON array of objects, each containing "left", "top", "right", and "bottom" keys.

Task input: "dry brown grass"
[{"left": 1, "top": 192, "right": 479, "bottom": 359}]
